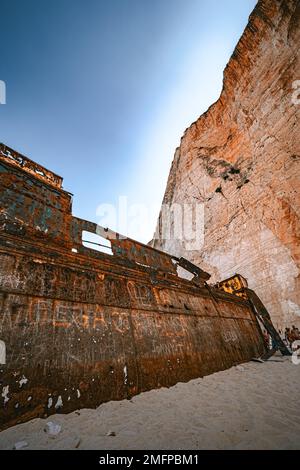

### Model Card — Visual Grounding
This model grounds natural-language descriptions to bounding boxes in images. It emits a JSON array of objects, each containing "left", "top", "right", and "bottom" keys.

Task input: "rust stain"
[{"left": 0, "top": 144, "right": 267, "bottom": 430}]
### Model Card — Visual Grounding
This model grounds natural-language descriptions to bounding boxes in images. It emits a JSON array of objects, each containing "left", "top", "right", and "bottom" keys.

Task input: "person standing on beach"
[
  {"left": 263, "top": 330, "right": 270, "bottom": 349},
  {"left": 285, "top": 328, "right": 292, "bottom": 349}
]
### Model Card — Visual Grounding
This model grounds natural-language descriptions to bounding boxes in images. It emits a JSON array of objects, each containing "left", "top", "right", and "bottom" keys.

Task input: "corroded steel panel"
[
  {"left": 0, "top": 145, "right": 266, "bottom": 430},
  {"left": 0, "top": 144, "right": 63, "bottom": 188},
  {"left": 0, "top": 154, "right": 72, "bottom": 246}
]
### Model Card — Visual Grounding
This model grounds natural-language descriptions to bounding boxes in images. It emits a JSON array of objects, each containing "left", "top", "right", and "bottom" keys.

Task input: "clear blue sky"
[{"left": 0, "top": 0, "right": 257, "bottom": 243}]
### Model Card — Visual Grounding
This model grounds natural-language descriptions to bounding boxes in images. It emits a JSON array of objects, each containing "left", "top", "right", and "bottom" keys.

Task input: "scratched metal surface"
[{"left": 0, "top": 145, "right": 266, "bottom": 430}]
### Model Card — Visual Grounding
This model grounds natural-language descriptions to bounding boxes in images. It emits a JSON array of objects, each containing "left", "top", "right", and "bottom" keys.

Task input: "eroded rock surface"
[{"left": 153, "top": 0, "right": 300, "bottom": 329}]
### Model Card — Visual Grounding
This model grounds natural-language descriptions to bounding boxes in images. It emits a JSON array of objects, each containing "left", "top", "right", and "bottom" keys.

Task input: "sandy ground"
[{"left": 1, "top": 356, "right": 300, "bottom": 450}]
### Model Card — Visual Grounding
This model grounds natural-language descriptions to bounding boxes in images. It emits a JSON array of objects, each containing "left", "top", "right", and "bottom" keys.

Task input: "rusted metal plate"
[
  {"left": 71, "top": 217, "right": 179, "bottom": 275},
  {"left": 0, "top": 145, "right": 266, "bottom": 430},
  {"left": 0, "top": 144, "right": 63, "bottom": 188},
  {"left": 0, "top": 148, "right": 72, "bottom": 247}
]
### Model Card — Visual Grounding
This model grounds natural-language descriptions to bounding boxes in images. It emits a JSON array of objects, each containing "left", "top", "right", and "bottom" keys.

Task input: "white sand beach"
[{"left": 1, "top": 356, "right": 299, "bottom": 450}]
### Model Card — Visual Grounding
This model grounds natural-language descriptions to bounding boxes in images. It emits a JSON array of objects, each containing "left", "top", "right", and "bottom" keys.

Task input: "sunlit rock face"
[{"left": 153, "top": 0, "right": 300, "bottom": 329}]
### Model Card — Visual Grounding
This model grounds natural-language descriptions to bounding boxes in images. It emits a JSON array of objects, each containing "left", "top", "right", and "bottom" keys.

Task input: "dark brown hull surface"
[{"left": 0, "top": 144, "right": 266, "bottom": 430}]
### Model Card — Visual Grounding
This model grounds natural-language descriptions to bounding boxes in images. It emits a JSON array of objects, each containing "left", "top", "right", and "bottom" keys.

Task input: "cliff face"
[{"left": 153, "top": 0, "right": 300, "bottom": 329}]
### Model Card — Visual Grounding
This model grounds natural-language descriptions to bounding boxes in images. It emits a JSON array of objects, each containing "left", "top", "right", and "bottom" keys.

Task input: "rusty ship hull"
[{"left": 0, "top": 144, "right": 266, "bottom": 430}]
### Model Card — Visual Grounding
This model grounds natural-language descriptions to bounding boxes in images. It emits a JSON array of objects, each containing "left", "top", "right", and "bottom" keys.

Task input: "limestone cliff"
[{"left": 153, "top": 0, "right": 300, "bottom": 329}]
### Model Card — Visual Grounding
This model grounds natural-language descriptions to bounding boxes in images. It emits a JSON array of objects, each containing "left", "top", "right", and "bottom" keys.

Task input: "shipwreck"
[{"left": 0, "top": 143, "right": 289, "bottom": 430}]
